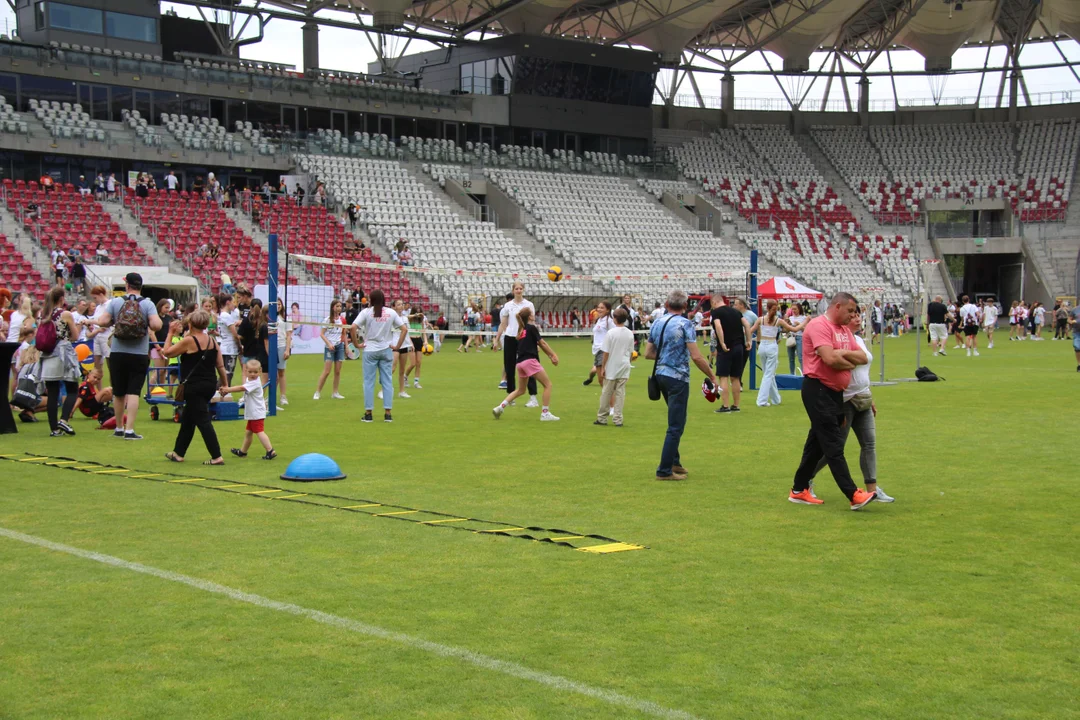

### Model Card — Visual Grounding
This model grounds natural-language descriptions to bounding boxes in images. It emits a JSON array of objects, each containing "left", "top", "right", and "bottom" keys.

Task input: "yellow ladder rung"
[
  {"left": 20, "top": 457, "right": 49, "bottom": 462},
  {"left": 373, "top": 510, "right": 418, "bottom": 517},
  {"left": 275, "top": 493, "right": 308, "bottom": 500},
  {"left": 340, "top": 503, "right": 381, "bottom": 509},
  {"left": 242, "top": 489, "right": 282, "bottom": 495},
  {"left": 128, "top": 473, "right": 163, "bottom": 479},
  {"left": 212, "top": 483, "right": 248, "bottom": 489},
  {"left": 475, "top": 527, "right": 525, "bottom": 533},
  {"left": 421, "top": 518, "right": 469, "bottom": 525},
  {"left": 92, "top": 469, "right": 131, "bottom": 475},
  {"left": 46, "top": 460, "right": 80, "bottom": 466},
  {"left": 548, "top": 535, "right": 585, "bottom": 542},
  {"left": 168, "top": 478, "right": 206, "bottom": 484}
]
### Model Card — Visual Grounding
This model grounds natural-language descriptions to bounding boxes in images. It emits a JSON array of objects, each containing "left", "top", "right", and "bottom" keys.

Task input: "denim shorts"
[
  {"left": 1074, "top": 333, "right": 1080, "bottom": 352},
  {"left": 277, "top": 345, "right": 288, "bottom": 370},
  {"left": 324, "top": 342, "right": 345, "bottom": 362}
]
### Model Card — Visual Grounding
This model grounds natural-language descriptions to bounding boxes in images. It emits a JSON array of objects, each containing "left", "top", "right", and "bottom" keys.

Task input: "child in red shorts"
[{"left": 219, "top": 359, "right": 276, "bottom": 459}]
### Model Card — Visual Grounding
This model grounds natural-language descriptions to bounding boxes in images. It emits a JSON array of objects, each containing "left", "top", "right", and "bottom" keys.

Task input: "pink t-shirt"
[{"left": 801, "top": 315, "right": 856, "bottom": 392}]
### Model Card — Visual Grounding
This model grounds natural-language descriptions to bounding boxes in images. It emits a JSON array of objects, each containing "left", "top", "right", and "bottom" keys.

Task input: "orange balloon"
[{"left": 75, "top": 343, "right": 92, "bottom": 361}]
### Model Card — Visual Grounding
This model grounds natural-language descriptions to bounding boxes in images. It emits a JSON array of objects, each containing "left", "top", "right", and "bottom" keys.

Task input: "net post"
[
  {"left": 268, "top": 233, "right": 279, "bottom": 417},
  {"left": 748, "top": 249, "right": 758, "bottom": 391}
]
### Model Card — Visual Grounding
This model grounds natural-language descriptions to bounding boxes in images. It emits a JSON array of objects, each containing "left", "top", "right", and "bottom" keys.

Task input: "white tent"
[{"left": 88, "top": 265, "right": 199, "bottom": 305}]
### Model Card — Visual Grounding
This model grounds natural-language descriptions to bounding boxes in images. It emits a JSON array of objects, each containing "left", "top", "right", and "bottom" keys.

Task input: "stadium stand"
[
  {"left": 0, "top": 94, "right": 29, "bottom": 135},
  {"left": 812, "top": 121, "right": 1078, "bottom": 224},
  {"left": 487, "top": 168, "right": 746, "bottom": 299},
  {"left": 3, "top": 181, "right": 151, "bottom": 265},
  {"left": 257, "top": 200, "right": 432, "bottom": 311},
  {"left": 297, "top": 153, "right": 577, "bottom": 305},
  {"left": 128, "top": 189, "right": 273, "bottom": 293},
  {"left": 0, "top": 234, "right": 50, "bottom": 297},
  {"left": 29, "top": 99, "right": 104, "bottom": 141},
  {"left": 663, "top": 126, "right": 917, "bottom": 302},
  {"left": 157, "top": 112, "right": 244, "bottom": 153}
]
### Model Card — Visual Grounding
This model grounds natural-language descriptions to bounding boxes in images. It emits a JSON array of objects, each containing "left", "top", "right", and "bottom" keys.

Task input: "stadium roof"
[{"left": 222, "top": 0, "right": 1078, "bottom": 67}]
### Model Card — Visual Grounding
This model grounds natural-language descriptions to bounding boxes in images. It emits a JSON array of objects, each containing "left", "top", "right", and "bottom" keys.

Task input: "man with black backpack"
[{"left": 94, "top": 272, "right": 162, "bottom": 439}]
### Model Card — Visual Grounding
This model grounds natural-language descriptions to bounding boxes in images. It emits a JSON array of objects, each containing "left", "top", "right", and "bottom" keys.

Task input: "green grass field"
[{"left": 2, "top": 334, "right": 1077, "bottom": 719}]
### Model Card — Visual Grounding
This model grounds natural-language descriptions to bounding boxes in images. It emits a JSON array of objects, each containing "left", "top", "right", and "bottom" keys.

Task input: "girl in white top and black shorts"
[{"left": 493, "top": 282, "right": 538, "bottom": 407}]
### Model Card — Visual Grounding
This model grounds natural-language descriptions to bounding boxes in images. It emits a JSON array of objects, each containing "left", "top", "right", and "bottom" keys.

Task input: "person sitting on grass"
[
  {"left": 219, "top": 359, "right": 276, "bottom": 460},
  {"left": 71, "top": 368, "right": 114, "bottom": 422}
]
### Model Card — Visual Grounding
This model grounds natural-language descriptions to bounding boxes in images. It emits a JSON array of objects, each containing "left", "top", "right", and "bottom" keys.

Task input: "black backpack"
[{"left": 915, "top": 366, "right": 944, "bottom": 382}]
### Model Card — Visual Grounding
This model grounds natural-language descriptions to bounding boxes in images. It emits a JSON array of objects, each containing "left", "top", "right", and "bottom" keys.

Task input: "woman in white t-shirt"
[
  {"left": 351, "top": 289, "right": 407, "bottom": 423},
  {"left": 493, "top": 282, "right": 538, "bottom": 406},
  {"left": 583, "top": 301, "right": 614, "bottom": 387},
  {"left": 274, "top": 299, "right": 292, "bottom": 406},
  {"left": 6, "top": 293, "right": 32, "bottom": 344},
  {"left": 314, "top": 299, "right": 347, "bottom": 400}
]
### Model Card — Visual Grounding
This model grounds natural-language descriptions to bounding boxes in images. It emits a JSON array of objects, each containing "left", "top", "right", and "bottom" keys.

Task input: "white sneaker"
[
  {"left": 492, "top": 404, "right": 504, "bottom": 419},
  {"left": 987, "top": 343, "right": 993, "bottom": 349},
  {"left": 280, "top": 396, "right": 289, "bottom": 406},
  {"left": 973, "top": 350, "right": 980, "bottom": 357},
  {"left": 398, "top": 391, "right": 411, "bottom": 398},
  {"left": 312, "top": 391, "right": 320, "bottom": 400},
  {"left": 413, "top": 379, "right": 422, "bottom": 389},
  {"left": 539, "top": 411, "right": 560, "bottom": 422},
  {"left": 954, "top": 345, "right": 963, "bottom": 349},
  {"left": 524, "top": 397, "right": 539, "bottom": 408},
  {"left": 332, "top": 392, "right": 346, "bottom": 399},
  {"left": 966, "top": 349, "right": 972, "bottom": 356},
  {"left": 874, "top": 487, "right": 895, "bottom": 503},
  {"left": 378, "top": 390, "right": 383, "bottom": 399}
]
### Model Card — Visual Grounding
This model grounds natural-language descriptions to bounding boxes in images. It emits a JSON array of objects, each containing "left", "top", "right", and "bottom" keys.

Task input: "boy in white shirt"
[
  {"left": 594, "top": 308, "right": 635, "bottom": 427},
  {"left": 219, "top": 359, "right": 276, "bottom": 460}
]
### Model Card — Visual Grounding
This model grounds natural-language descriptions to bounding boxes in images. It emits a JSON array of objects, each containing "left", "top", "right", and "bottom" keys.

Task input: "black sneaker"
[
  {"left": 593, "top": 420, "right": 607, "bottom": 426},
  {"left": 57, "top": 419, "right": 75, "bottom": 435},
  {"left": 730, "top": 406, "right": 741, "bottom": 413},
  {"left": 18, "top": 411, "right": 37, "bottom": 423},
  {"left": 113, "top": 429, "right": 125, "bottom": 437},
  {"left": 384, "top": 412, "right": 393, "bottom": 423},
  {"left": 50, "top": 429, "right": 64, "bottom": 437},
  {"left": 715, "top": 406, "right": 731, "bottom": 413},
  {"left": 582, "top": 376, "right": 593, "bottom": 386},
  {"left": 361, "top": 412, "right": 373, "bottom": 423},
  {"left": 124, "top": 431, "right": 144, "bottom": 440}
]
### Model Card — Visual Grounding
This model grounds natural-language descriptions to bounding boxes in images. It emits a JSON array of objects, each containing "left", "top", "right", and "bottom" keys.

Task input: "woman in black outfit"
[{"left": 162, "top": 309, "right": 228, "bottom": 465}]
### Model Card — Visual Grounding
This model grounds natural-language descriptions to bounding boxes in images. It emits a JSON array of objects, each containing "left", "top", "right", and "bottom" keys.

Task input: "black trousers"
[
  {"left": 173, "top": 382, "right": 222, "bottom": 459},
  {"left": 502, "top": 336, "right": 536, "bottom": 395},
  {"left": 791, "top": 377, "right": 858, "bottom": 500},
  {"left": 45, "top": 380, "right": 77, "bottom": 430}
]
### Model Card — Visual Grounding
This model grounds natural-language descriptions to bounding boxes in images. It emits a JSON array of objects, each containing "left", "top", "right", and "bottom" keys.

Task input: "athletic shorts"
[
  {"left": 397, "top": 344, "right": 413, "bottom": 355},
  {"left": 276, "top": 345, "right": 287, "bottom": 370},
  {"left": 715, "top": 345, "right": 747, "bottom": 379},
  {"left": 411, "top": 337, "right": 423, "bottom": 351},
  {"left": 108, "top": 351, "right": 149, "bottom": 398},
  {"left": 246, "top": 419, "right": 265, "bottom": 433},
  {"left": 593, "top": 350, "right": 604, "bottom": 368},
  {"left": 324, "top": 343, "right": 345, "bottom": 362},
  {"left": 872, "top": 322, "right": 882, "bottom": 334},
  {"left": 964, "top": 325, "right": 979, "bottom": 337},
  {"left": 516, "top": 359, "right": 543, "bottom": 378},
  {"left": 929, "top": 323, "right": 948, "bottom": 341},
  {"left": 93, "top": 333, "right": 112, "bottom": 360}
]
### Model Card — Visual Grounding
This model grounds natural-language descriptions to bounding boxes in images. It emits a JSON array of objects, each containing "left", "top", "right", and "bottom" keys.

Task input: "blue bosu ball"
[{"left": 280, "top": 453, "right": 347, "bottom": 482}]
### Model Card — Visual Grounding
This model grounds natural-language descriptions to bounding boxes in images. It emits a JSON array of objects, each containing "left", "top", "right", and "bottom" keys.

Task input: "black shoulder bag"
[{"left": 647, "top": 316, "right": 674, "bottom": 401}]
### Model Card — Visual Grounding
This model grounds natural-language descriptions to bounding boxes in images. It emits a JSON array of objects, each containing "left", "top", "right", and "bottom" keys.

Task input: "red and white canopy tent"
[{"left": 757, "top": 276, "right": 823, "bottom": 302}]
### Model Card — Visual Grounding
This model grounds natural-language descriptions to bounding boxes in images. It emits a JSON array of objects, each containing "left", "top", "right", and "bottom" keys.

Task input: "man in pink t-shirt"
[{"left": 789, "top": 292, "right": 877, "bottom": 511}]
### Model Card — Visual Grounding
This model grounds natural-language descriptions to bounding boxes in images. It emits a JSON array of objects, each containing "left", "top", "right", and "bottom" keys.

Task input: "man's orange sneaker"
[
  {"left": 850, "top": 489, "right": 876, "bottom": 511},
  {"left": 788, "top": 489, "right": 824, "bottom": 505}
]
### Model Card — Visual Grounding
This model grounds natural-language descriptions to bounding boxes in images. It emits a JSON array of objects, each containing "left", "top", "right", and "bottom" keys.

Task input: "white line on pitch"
[{"left": 0, "top": 527, "right": 699, "bottom": 720}]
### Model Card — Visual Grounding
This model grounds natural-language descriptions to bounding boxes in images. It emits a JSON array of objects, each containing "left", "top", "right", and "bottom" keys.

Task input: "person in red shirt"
[{"left": 788, "top": 292, "right": 876, "bottom": 511}]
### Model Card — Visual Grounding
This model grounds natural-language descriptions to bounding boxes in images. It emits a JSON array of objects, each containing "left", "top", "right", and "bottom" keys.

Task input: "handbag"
[{"left": 647, "top": 316, "right": 674, "bottom": 401}]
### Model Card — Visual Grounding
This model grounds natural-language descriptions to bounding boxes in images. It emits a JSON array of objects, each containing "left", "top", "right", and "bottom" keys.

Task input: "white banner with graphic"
[{"left": 255, "top": 284, "right": 336, "bottom": 355}]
